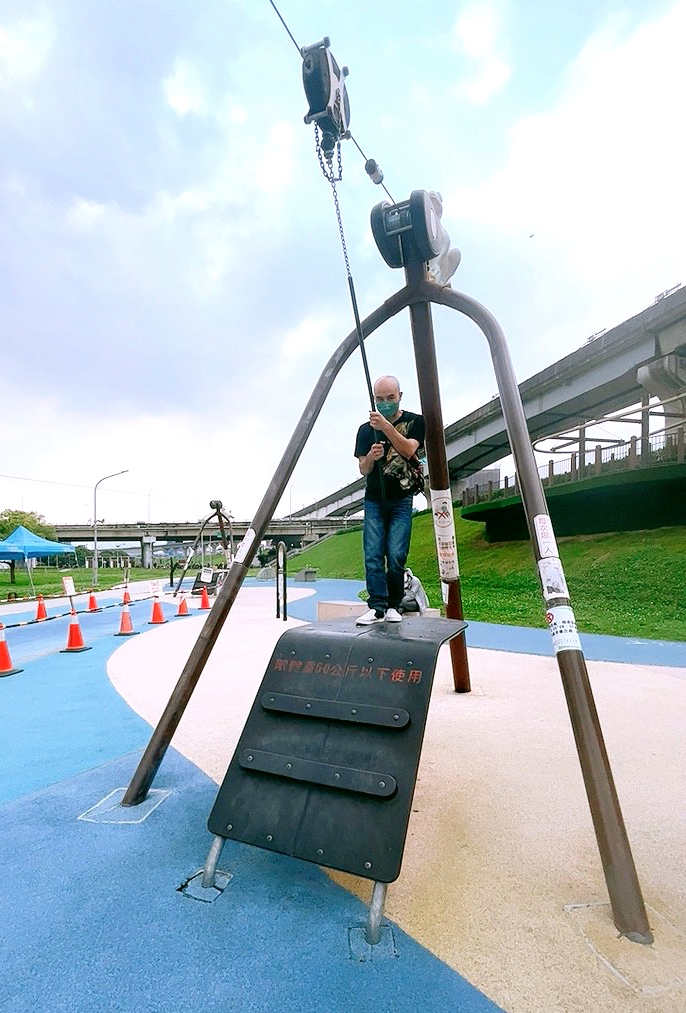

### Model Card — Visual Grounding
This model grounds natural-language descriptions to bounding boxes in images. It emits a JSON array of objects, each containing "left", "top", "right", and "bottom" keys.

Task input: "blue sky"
[{"left": 1, "top": 0, "right": 684, "bottom": 525}]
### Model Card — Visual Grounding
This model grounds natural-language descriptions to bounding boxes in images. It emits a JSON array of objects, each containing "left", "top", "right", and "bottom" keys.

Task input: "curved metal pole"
[
  {"left": 120, "top": 256, "right": 651, "bottom": 942},
  {"left": 422, "top": 280, "right": 652, "bottom": 944},
  {"left": 215, "top": 508, "right": 234, "bottom": 564},
  {"left": 122, "top": 287, "right": 414, "bottom": 808},
  {"left": 171, "top": 513, "right": 214, "bottom": 596},
  {"left": 172, "top": 506, "right": 231, "bottom": 596}
]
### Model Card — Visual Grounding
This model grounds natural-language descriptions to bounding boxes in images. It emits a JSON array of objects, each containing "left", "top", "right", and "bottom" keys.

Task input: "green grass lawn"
[
  {"left": 5, "top": 514, "right": 684, "bottom": 641},
  {"left": 288, "top": 511, "right": 686, "bottom": 641},
  {"left": 0, "top": 566, "right": 172, "bottom": 601},
  {"left": 0, "top": 563, "right": 263, "bottom": 602}
]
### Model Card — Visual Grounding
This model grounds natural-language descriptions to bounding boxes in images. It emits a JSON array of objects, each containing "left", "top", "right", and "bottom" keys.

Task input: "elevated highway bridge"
[
  {"left": 53, "top": 517, "right": 355, "bottom": 559},
  {"left": 53, "top": 287, "right": 686, "bottom": 543},
  {"left": 293, "top": 285, "right": 686, "bottom": 519}
]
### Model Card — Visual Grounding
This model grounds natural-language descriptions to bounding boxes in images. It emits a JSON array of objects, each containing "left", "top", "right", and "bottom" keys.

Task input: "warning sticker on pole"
[
  {"left": 533, "top": 514, "right": 558, "bottom": 558},
  {"left": 545, "top": 606, "right": 582, "bottom": 653},
  {"left": 430, "top": 489, "right": 459, "bottom": 581},
  {"left": 537, "top": 557, "right": 569, "bottom": 602},
  {"left": 235, "top": 528, "right": 256, "bottom": 565}
]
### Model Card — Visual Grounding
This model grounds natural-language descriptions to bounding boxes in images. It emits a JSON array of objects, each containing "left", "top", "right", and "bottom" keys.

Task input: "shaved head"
[{"left": 373, "top": 375, "right": 401, "bottom": 397}]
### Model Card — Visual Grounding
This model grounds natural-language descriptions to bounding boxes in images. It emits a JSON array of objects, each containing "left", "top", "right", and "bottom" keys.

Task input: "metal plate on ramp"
[{"left": 207, "top": 616, "right": 467, "bottom": 883}]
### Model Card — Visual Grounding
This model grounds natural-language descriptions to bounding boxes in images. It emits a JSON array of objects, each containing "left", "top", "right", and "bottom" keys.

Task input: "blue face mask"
[{"left": 376, "top": 400, "right": 398, "bottom": 419}]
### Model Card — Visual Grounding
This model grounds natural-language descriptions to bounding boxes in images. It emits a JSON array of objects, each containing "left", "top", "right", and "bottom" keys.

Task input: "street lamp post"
[
  {"left": 227, "top": 512, "right": 235, "bottom": 561},
  {"left": 93, "top": 470, "right": 129, "bottom": 587}
]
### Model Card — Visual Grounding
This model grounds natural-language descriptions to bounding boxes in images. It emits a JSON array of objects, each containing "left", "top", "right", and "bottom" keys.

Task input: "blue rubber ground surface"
[
  {"left": 465, "top": 619, "right": 686, "bottom": 669},
  {"left": 0, "top": 750, "right": 504, "bottom": 1013},
  {"left": 2, "top": 578, "right": 684, "bottom": 1012},
  {"left": 0, "top": 579, "right": 506, "bottom": 1013}
]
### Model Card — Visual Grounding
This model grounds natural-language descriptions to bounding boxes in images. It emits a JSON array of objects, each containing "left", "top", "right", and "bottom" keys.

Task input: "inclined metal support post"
[
  {"left": 404, "top": 254, "right": 470, "bottom": 692},
  {"left": 214, "top": 506, "right": 231, "bottom": 557},
  {"left": 121, "top": 290, "right": 414, "bottom": 808},
  {"left": 428, "top": 282, "right": 652, "bottom": 944}
]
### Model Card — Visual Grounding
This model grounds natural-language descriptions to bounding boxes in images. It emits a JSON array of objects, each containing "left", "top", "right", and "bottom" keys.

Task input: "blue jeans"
[{"left": 363, "top": 496, "right": 413, "bottom": 612}]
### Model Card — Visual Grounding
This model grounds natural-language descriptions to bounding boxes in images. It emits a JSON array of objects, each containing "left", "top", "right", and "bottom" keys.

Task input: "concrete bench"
[
  {"left": 294, "top": 568, "right": 318, "bottom": 581},
  {"left": 317, "top": 600, "right": 441, "bottom": 621}
]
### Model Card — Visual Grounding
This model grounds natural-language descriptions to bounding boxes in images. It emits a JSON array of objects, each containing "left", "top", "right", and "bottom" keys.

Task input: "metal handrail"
[{"left": 463, "top": 428, "right": 685, "bottom": 506}]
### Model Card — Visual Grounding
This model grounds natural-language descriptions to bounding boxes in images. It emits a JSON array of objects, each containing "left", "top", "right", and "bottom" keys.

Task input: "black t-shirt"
[{"left": 354, "top": 410, "right": 425, "bottom": 502}]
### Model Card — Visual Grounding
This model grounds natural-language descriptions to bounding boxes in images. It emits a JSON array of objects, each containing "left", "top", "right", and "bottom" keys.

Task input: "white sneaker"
[
  {"left": 385, "top": 608, "right": 403, "bottom": 623},
  {"left": 356, "top": 608, "right": 385, "bottom": 625}
]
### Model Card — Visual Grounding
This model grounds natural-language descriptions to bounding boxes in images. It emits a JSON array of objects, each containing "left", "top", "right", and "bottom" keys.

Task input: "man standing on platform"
[{"left": 354, "top": 375, "right": 425, "bottom": 625}]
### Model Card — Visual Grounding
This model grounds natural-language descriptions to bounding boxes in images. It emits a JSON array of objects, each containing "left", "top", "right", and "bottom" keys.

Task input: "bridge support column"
[{"left": 141, "top": 536, "right": 155, "bottom": 569}]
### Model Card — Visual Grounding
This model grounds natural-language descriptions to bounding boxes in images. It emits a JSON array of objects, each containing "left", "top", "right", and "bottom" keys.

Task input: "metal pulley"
[
  {"left": 371, "top": 190, "right": 461, "bottom": 284},
  {"left": 371, "top": 190, "right": 443, "bottom": 268},
  {"left": 365, "top": 159, "right": 384, "bottom": 184},
  {"left": 301, "top": 37, "right": 350, "bottom": 158}
]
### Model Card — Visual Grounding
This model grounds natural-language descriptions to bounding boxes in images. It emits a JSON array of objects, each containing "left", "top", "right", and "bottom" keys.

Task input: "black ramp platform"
[{"left": 208, "top": 616, "right": 467, "bottom": 883}]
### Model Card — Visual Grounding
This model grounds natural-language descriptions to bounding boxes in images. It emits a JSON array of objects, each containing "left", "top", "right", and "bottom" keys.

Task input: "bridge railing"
[{"left": 462, "top": 428, "right": 685, "bottom": 506}]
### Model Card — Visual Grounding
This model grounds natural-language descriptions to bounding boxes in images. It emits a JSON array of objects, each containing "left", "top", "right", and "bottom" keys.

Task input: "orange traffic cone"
[
  {"left": 0, "top": 623, "right": 23, "bottom": 677},
  {"left": 115, "top": 602, "right": 139, "bottom": 637},
  {"left": 88, "top": 589, "right": 99, "bottom": 611},
  {"left": 35, "top": 594, "right": 48, "bottom": 621},
  {"left": 148, "top": 599, "right": 167, "bottom": 625},
  {"left": 176, "top": 595, "right": 189, "bottom": 617},
  {"left": 61, "top": 611, "right": 92, "bottom": 653},
  {"left": 123, "top": 585, "right": 132, "bottom": 604},
  {"left": 200, "top": 586, "right": 211, "bottom": 610}
]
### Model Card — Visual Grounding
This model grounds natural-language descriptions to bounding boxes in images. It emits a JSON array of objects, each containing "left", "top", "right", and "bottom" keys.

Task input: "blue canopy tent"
[{"left": 0, "top": 525, "right": 77, "bottom": 595}]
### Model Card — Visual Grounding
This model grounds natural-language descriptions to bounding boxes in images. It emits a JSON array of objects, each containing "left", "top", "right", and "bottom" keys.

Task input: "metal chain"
[
  {"left": 314, "top": 127, "right": 351, "bottom": 277},
  {"left": 329, "top": 175, "right": 352, "bottom": 279},
  {"left": 314, "top": 126, "right": 343, "bottom": 181}
]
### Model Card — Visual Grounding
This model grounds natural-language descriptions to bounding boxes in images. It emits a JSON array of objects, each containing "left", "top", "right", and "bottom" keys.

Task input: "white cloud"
[
  {"left": 163, "top": 56, "right": 208, "bottom": 117},
  {"left": 65, "top": 197, "right": 107, "bottom": 231},
  {"left": 0, "top": 16, "right": 53, "bottom": 94},
  {"left": 4, "top": 2, "right": 686, "bottom": 528},
  {"left": 451, "top": 1, "right": 511, "bottom": 104},
  {"left": 0, "top": 380, "right": 272, "bottom": 523},
  {"left": 443, "top": 1, "right": 686, "bottom": 355},
  {"left": 226, "top": 103, "right": 248, "bottom": 125},
  {"left": 278, "top": 312, "right": 335, "bottom": 361},
  {"left": 253, "top": 121, "right": 297, "bottom": 195}
]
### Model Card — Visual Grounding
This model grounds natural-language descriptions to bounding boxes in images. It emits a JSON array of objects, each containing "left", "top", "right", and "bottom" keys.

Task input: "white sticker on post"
[
  {"left": 537, "top": 557, "right": 569, "bottom": 602},
  {"left": 533, "top": 513, "right": 558, "bottom": 558},
  {"left": 545, "top": 606, "right": 582, "bottom": 653},
  {"left": 235, "top": 528, "right": 256, "bottom": 565},
  {"left": 62, "top": 576, "right": 76, "bottom": 597},
  {"left": 430, "top": 489, "right": 459, "bottom": 581}
]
